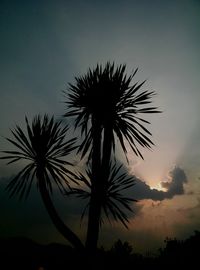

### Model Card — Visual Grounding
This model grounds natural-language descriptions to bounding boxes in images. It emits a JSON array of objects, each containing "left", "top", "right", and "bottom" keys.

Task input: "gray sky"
[{"left": 0, "top": 0, "right": 200, "bottom": 253}]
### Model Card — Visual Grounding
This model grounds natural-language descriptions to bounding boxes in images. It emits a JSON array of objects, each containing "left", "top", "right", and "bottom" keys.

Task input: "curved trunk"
[
  {"left": 86, "top": 117, "right": 102, "bottom": 251},
  {"left": 38, "top": 173, "right": 84, "bottom": 250}
]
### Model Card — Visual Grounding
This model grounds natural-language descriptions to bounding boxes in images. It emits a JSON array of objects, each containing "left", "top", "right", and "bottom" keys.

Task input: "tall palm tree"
[
  {"left": 0, "top": 114, "right": 84, "bottom": 250},
  {"left": 64, "top": 62, "right": 160, "bottom": 250}
]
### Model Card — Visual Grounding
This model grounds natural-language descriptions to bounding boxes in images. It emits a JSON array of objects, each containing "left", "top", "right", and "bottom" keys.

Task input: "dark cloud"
[
  {"left": 165, "top": 167, "right": 187, "bottom": 197},
  {"left": 131, "top": 167, "right": 188, "bottom": 201}
]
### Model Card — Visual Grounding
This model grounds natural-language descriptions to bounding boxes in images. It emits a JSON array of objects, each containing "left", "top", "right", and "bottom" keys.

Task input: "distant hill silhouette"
[
  {"left": 0, "top": 237, "right": 81, "bottom": 269},
  {"left": 0, "top": 231, "right": 199, "bottom": 269}
]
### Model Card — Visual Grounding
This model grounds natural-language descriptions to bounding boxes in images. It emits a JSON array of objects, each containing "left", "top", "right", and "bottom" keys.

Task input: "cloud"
[
  {"left": 131, "top": 167, "right": 188, "bottom": 201},
  {"left": 164, "top": 167, "right": 187, "bottom": 197}
]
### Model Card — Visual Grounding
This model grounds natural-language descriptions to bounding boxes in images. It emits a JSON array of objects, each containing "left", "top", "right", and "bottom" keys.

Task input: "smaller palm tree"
[
  {"left": 0, "top": 114, "right": 83, "bottom": 249},
  {"left": 67, "top": 162, "right": 137, "bottom": 228}
]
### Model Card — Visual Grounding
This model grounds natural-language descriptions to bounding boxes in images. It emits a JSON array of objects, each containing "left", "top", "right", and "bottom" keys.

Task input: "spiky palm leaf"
[
  {"left": 64, "top": 62, "right": 160, "bottom": 159},
  {"left": 67, "top": 163, "right": 136, "bottom": 228},
  {"left": 0, "top": 115, "right": 77, "bottom": 200}
]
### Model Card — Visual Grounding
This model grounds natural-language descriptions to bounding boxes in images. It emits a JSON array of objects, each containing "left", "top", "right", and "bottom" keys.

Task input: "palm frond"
[
  {"left": 66, "top": 162, "right": 136, "bottom": 227},
  {"left": 0, "top": 114, "right": 78, "bottom": 200},
  {"left": 63, "top": 62, "right": 161, "bottom": 162},
  {"left": 101, "top": 163, "right": 137, "bottom": 227},
  {"left": 5, "top": 163, "right": 36, "bottom": 200}
]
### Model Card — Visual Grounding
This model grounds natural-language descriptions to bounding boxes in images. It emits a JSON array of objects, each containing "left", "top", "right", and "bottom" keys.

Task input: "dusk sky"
[{"left": 0, "top": 0, "right": 200, "bottom": 253}]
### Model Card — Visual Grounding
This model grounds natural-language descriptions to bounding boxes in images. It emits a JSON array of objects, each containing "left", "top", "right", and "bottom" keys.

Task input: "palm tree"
[
  {"left": 64, "top": 62, "right": 160, "bottom": 250},
  {"left": 0, "top": 114, "right": 84, "bottom": 250}
]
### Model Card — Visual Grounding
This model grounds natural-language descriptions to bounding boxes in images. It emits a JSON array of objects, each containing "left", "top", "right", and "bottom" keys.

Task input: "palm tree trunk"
[
  {"left": 85, "top": 117, "right": 102, "bottom": 251},
  {"left": 85, "top": 183, "right": 102, "bottom": 251},
  {"left": 102, "top": 126, "right": 113, "bottom": 180},
  {"left": 38, "top": 173, "right": 84, "bottom": 250},
  {"left": 86, "top": 124, "right": 113, "bottom": 251}
]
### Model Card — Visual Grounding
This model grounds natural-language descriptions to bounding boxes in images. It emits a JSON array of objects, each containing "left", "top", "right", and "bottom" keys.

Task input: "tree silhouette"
[
  {"left": 0, "top": 115, "right": 84, "bottom": 250},
  {"left": 0, "top": 62, "right": 160, "bottom": 254},
  {"left": 111, "top": 239, "right": 133, "bottom": 257},
  {"left": 64, "top": 62, "right": 160, "bottom": 250}
]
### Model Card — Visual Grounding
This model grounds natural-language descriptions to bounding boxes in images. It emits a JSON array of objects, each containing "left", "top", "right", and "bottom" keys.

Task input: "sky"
[{"left": 0, "top": 0, "right": 200, "bottom": 253}]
